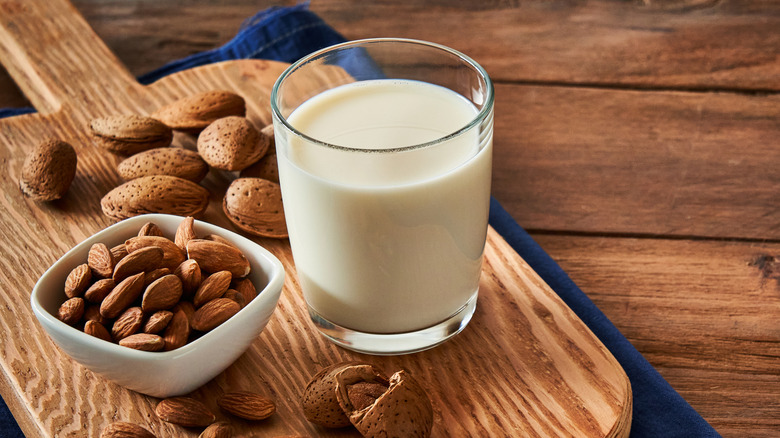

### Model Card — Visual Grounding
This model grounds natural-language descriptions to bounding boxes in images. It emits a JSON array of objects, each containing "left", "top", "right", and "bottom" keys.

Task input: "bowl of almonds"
[{"left": 30, "top": 214, "right": 284, "bottom": 398}]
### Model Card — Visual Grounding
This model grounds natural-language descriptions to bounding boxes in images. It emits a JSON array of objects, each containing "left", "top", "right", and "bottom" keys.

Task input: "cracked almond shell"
[{"left": 302, "top": 362, "right": 368, "bottom": 428}]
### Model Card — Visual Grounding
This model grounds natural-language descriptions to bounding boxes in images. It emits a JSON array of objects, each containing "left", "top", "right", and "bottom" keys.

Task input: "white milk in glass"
[{"left": 278, "top": 79, "right": 492, "bottom": 334}]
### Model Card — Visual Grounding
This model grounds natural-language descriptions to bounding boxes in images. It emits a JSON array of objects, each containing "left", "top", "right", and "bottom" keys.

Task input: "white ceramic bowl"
[{"left": 31, "top": 214, "right": 285, "bottom": 398}]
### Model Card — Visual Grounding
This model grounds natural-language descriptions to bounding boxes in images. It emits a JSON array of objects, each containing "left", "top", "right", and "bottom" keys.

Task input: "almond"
[
  {"left": 191, "top": 298, "right": 240, "bottom": 332},
  {"left": 65, "top": 263, "right": 91, "bottom": 298},
  {"left": 174, "top": 259, "right": 201, "bottom": 297},
  {"left": 101, "top": 272, "right": 145, "bottom": 319},
  {"left": 155, "top": 396, "right": 215, "bottom": 427},
  {"left": 223, "top": 178, "right": 287, "bottom": 239},
  {"left": 100, "top": 421, "right": 156, "bottom": 438},
  {"left": 142, "top": 274, "right": 183, "bottom": 313},
  {"left": 100, "top": 175, "right": 210, "bottom": 220},
  {"left": 19, "top": 139, "right": 77, "bottom": 201},
  {"left": 197, "top": 116, "right": 268, "bottom": 171},
  {"left": 118, "top": 147, "right": 209, "bottom": 183},
  {"left": 138, "top": 222, "right": 164, "bottom": 237},
  {"left": 223, "top": 289, "right": 245, "bottom": 308},
  {"left": 143, "top": 268, "right": 171, "bottom": 287},
  {"left": 112, "top": 307, "right": 144, "bottom": 341},
  {"left": 58, "top": 297, "right": 85, "bottom": 326},
  {"left": 193, "top": 271, "right": 231, "bottom": 308},
  {"left": 113, "top": 246, "right": 164, "bottom": 282},
  {"left": 84, "top": 278, "right": 116, "bottom": 303},
  {"left": 171, "top": 301, "right": 196, "bottom": 326},
  {"left": 88, "top": 243, "right": 115, "bottom": 278},
  {"left": 152, "top": 90, "right": 246, "bottom": 133},
  {"left": 239, "top": 152, "right": 278, "bottom": 183},
  {"left": 174, "top": 216, "right": 198, "bottom": 251},
  {"left": 119, "top": 333, "right": 165, "bottom": 352},
  {"left": 231, "top": 278, "right": 257, "bottom": 304},
  {"left": 186, "top": 239, "right": 250, "bottom": 277},
  {"left": 217, "top": 391, "right": 275, "bottom": 421},
  {"left": 89, "top": 114, "right": 173, "bottom": 155},
  {"left": 125, "top": 236, "right": 186, "bottom": 271},
  {"left": 111, "top": 244, "right": 129, "bottom": 263},
  {"left": 198, "top": 421, "right": 232, "bottom": 438},
  {"left": 84, "top": 304, "right": 111, "bottom": 325},
  {"left": 144, "top": 310, "right": 173, "bottom": 334},
  {"left": 163, "top": 309, "right": 190, "bottom": 351},
  {"left": 203, "top": 234, "right": 238, "bottom": 248},
  {"left": 84, "top": 320, "right": 112, "bottom": 342}
]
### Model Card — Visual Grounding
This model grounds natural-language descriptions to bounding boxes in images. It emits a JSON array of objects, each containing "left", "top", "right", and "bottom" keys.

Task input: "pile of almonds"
[
  {"left": 19, "top": 90, "right": 286, "bottom": 239},
  {"left": 58, "top": 217, "right": 257, "bottom": 351}
]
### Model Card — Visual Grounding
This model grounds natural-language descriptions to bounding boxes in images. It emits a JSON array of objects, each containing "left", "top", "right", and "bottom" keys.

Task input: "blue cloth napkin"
[{"left": 0, "top": 4, "right": 720, "bottom": 437}]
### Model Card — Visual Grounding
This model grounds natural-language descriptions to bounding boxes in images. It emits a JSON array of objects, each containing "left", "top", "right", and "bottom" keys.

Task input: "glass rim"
[{"left": 270, "top": 37, "right": 495, "bottom": 154}]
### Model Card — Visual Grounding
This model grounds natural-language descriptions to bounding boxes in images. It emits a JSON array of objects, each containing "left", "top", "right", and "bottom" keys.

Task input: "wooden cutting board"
[{"left": 0, "top": 0, "right": 632, "bottom": 436}]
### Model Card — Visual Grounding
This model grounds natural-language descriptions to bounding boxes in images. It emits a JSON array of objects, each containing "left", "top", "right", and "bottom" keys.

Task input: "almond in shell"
[
  {"left": 100, "top": 175, "right": 209, "bottom": 220},
  {"left": 186, "top": 239, "right": 250, "bottom": 277},
  {"left": 223, "top": 178, "right": 287, "bottom": 239},
  {"left": 19, "top": 139, "right": 77, "bottom": 201},
  {"left": 239, "top": 152, "right": 278, "bottom": 183},
  {"left": 88, "top": 114, "right": 173, "bottom": 155},
  {"left": 118, "top": 147, "right": 209, "bottom": 183},
  {"left": 197, "top": 116, "right": 269, "bottom": 171},
  {"left": 151, "top": 90, "right": 245, "bottom": 133}
]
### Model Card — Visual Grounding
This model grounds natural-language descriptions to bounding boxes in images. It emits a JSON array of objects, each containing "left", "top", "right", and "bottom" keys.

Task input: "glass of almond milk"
[{"left": 271, "top": 38, "right": 493, "bottom": 355}]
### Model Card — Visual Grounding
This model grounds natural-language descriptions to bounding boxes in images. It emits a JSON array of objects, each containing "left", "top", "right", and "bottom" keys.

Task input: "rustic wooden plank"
[
  {"left": 492, "top": 83, "right": 780, "bottom": 240},
  {"left": 0, "top": 1, "right": 631, "bottom": 436},
  {"left": 533, "top": 233, "right": 780, "bottom": 437}
]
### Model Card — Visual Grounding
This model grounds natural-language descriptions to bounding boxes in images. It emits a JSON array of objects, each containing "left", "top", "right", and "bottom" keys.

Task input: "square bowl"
[{"left": 30, "top": 214, "right": 285, "bottom": 398}]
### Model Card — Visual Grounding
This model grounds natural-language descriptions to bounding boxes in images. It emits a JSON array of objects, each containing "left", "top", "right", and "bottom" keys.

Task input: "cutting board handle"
[{"left": 0, "top": 0, "right": 140, "bottom": 114}]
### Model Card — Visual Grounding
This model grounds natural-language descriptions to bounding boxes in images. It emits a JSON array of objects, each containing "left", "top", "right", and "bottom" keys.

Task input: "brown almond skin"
[
  {"left": 193, "top": 271, "right": 232, "bottom": 308},
  {"left": 58, "top": 297, "right": 85, "bottom": 326},
  {"left": 84, "top": 305, "right": 110, "bottom": 326},
  {"left": 197, "top": 116, "right": 268, "bottom": 171},
  {"left": 199, "top": 421, "right": 232, "bottom": 438},
  {"left": 163, "top": 309, "right": 190, "bottom": 351},
  {"left": 191, "top": 298, "right": 240, "bottom": 332},
  {"left": 84, "top": 320, "right": 113, "bottom": 342},
  {"left": 119, "top": 333, "right": 165, "bottom": 352},
  {"left": 223, "top": 178, "right": 288, "bottom": 239},
  {"left": 101, "top": 175, "right": 210, "bottom": 220},
  {"left": 65, "top": 264, "right": 92, "bottom": 298},
  {"left": 89, "top": 114, "right": 173, "bottom": 155},
  {"left": 155, "top": 397, "right": 215, "bottom": 427},
  {"left": 187, "top": 239, "right": 250, "bottom": 278},
  {"left": 84, "top": 278, "right": 115, "bottom": 303},
  {"left": 231, "top": 277, "right": 257, "bottom": 303},
  {"left": 144, "top": 310, "right": 173, "bottom": 334},
  {"left": 218, "top": 391, "right": 275, "bottom": 420},
  {"left": 175, "top": 216, "right": 198, "bottom": 251},
  {"left": 111, "top": 244, "right": 129, "bottom": 263},
  {"left": 19, "top": 139, "right": 77, "bottom": 201},
  {"left": 100, "top": 421, "right": 156, "bottom": 438},
  {"left": 152, "top": 90, "right": 246, "bottom": 132},
  {"left": 88, "top": 243, "right": 115, "bottom": 278},
  {"left": 142, "top": 274, "right": 183, "bottom": 313},
  {"left": 112, "top": 307, "right": 144, "bottom": 341},
  {"left": 113, "top": 246, "right": 164, "bottom": 282},
  {"left": 118, "top": 148, "right": 209, "bottom": 183},
  {"left": 125, "top": 236, "right": 186, "bottom": 271},
  {"left": 138, "top": 222, "right": 164, "bottom": 237},
  {"left": 174, "top": 259, "right": 201, "bottom": 297},
  {"left": 223, "top": 289, "right": 245, "bottom": 308},
  {"left": 143, "top": 268, "right": 171, "bottom": 287},
  {"left": 101, "top": 272, "right": 145, "bottom": 319}
]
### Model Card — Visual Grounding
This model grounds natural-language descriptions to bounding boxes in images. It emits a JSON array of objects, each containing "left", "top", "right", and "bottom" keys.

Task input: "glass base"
[{"left": 308, "top": 292, "right": 478, "bottom": 355}]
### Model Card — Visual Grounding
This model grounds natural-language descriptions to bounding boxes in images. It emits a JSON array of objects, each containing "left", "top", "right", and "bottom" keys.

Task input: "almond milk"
[{"left": 277, "top": 79, "right": 492, "bottom": 334}]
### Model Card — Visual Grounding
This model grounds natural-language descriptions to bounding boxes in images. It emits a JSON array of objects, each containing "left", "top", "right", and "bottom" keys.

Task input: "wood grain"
[
  {"left": 0, "top": 0, "right": 630, "bottom": 436},
  {"left": 535, "top": 234, "right": 780, "bottom": 436}
]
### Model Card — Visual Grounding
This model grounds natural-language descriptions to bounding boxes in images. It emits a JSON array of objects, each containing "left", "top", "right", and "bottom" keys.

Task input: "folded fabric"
[{"left": 0, "top": 4, "right": 720, "bottom": 437}]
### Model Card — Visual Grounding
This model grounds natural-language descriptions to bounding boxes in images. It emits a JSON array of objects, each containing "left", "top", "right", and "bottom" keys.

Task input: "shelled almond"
[{"left": 56, "top": 217, "right": 257, "bottom": 351}]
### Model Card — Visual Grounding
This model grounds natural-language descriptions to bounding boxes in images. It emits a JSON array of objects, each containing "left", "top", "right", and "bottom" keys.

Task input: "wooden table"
[{"left": 0, "top": 1, "right": 777, "bottom": 436}]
